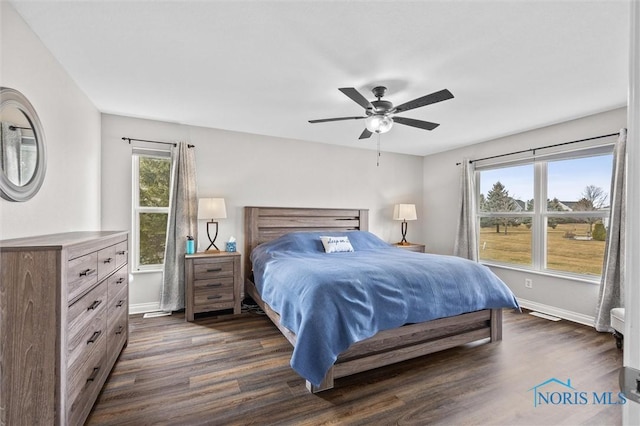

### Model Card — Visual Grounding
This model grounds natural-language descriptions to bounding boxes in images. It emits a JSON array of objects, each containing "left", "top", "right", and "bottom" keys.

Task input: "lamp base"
[
  {"left": 205, "top": 221, "right": 220, "bottom": 252},
  {"left": 398, "top": 220, "right": 410, "bottom": 245}
]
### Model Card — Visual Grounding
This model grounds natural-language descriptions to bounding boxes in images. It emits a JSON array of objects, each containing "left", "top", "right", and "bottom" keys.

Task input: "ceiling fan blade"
[
  {"left": 309, "top": 116, "right": 366, "bottom": 124},
  {"left": 394, "top": 89, "right": 454, "bottom": 113},
  {"left": 393, "top": 116, "right": 440, "bottom": 131},
  {"left": 339, "top": 87, "right": 374, "bottom": 110},
  {"left": 359, "top": 129, "right": 373, "bottom": 139}
]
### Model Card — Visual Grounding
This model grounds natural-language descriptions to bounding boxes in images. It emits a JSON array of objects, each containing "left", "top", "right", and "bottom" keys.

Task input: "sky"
[{"left": 479, "top": 154, "right": 613, "bottom": 203}]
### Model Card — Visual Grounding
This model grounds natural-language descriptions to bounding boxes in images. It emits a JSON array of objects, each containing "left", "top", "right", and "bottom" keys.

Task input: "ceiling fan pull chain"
[{"left": 377, "top": 133, "right": 381, "bottom": 167}]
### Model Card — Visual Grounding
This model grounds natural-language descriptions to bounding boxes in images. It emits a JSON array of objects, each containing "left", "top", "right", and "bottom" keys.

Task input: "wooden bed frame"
[{"left": 244, "top": 206, "right": 502, "bottom": 393}]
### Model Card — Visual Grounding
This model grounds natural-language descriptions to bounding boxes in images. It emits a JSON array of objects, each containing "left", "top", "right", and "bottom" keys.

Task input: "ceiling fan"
[{"left": 309, "top": 86, "right": 454, "bottom": 139}]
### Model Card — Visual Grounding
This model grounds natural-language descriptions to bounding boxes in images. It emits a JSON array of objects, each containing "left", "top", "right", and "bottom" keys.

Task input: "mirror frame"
[{"left": 0, "top": 87, "right": 47, "bottom": 201}]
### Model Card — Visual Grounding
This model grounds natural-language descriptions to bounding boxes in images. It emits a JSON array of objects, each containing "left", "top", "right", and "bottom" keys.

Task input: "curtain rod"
[
  {"left": 455, "top": 132, "right": 620, "bottom": 166},
  {"left": 122, "top": 137, "right": 194, "bottom": 148}
]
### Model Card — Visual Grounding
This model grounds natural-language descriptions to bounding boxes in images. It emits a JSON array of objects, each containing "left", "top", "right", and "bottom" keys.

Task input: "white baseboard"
[
  {"left": 129, "top": 302, "right": 161, "bottom": 315},
  {"left": 517, "top": 298, "right": 595, "bottom": 327}
]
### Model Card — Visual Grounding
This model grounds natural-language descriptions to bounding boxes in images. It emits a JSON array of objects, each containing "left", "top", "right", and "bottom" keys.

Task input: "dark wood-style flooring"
[{"left": 87, "top": 308, "right": 623, "bottom": 425}]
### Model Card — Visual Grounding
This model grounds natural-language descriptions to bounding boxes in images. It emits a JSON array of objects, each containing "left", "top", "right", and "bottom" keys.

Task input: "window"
[
  {"left": 132, "top": 149, "right": 172, "bottom": 270},
  {"left": 476, "top": 146, "right": 613, "bottom": 278}
]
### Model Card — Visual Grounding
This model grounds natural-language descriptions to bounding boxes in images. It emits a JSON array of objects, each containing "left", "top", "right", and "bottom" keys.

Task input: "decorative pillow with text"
[{"left": 320, "top": 236, "right": 355, "bottom": 253}]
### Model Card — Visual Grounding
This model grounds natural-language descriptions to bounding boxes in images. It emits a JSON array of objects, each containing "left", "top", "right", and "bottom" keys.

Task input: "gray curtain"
[
  {"left": 594, "top": 129, "right": 627, "bottom": 332},
  {"left": 160, "top": 142, "right": 198, "bottom": 312},
  {"left": 454, "top": 159, "right": 478, "bottom": 261}
]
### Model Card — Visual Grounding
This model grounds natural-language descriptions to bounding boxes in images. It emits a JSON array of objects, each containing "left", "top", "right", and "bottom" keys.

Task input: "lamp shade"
[
  {"left": 198, "top": 198, "right": 227, "bottom": 220},
  {"left": 393, "top": 204, "right": 417, "bottom": 221}
]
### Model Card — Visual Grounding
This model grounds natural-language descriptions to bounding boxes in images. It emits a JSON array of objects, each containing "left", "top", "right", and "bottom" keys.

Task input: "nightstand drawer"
[
  {"left": 194, "top": 276, "right": 234, "bottom": 291},
  {"left": 194, "top": 276, "right": 234, "bottom": 304},
  {"left": 193, "top": 259, "right": 234, "bottom": 279},
  {"left": 194, "top": 287, "right": 235, "bottom": 307}
]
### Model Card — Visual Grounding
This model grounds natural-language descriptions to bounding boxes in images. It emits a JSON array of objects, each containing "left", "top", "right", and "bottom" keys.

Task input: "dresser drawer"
[
  {"left": 98, "top": 244, "right": 117, "bottom": 281},
  {"left": 114, "top": 240, "right": 128, "bottom": 269},
  {"left": 193, "top": 258, "right": 234, "bottom": 279},
  {"left": 67, "top": 280, "right": 107, "bottom": 354},
  {"left": 108, "top": 285, "right": 128, "bottom": 324},
  {"left": 67, "top": 252, "right": 98, "bottom": 302},
  {"left": 107, "top": 265, "right": 128, "bottom": 300},
  {"left": 67, "top": 337, "right": 107, "bottom": 426},
  {"left": 107, "top": 297, "right": 128, "bottom": 366},
  {"left": 67, "top": 302, "right": 106, "bottom": 372}
]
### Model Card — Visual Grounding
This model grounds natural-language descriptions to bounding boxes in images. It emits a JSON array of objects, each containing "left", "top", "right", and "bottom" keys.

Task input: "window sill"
[
  {"left": 480, "top": 261, "right": 601, "bottom": 285},
  {"left": 132, "top": 268, "right": 164, "bottom": 274}
]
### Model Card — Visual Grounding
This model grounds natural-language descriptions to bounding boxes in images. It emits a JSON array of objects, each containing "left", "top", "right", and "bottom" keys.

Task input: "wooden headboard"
[{"left": 243, "top": 206, "right": 369, "bottom": 281}]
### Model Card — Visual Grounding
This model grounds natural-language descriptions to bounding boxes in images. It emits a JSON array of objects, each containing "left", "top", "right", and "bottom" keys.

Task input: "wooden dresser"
[
  {"left": 0, "top": 231, "right": 129, "bottom": 426},
  {"left": 185, "top": 251, "right": 241, "bottom": 321}
]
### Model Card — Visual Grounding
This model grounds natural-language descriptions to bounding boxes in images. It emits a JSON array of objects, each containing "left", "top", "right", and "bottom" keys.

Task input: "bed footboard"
[{"left": 245, "top": 278, "right": 502, "bottom": 393}]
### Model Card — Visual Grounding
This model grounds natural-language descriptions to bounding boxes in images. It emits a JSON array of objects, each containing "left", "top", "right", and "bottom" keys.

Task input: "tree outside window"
[
  {"left": 133, "top": 153, "right": 172, "bottom": 269},
  {"left": 477, "top": 151, "right": 612, "bottom": 277}
]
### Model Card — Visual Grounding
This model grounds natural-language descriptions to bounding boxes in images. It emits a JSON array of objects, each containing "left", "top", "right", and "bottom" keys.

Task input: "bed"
[{"left": 244, "top": 206, "right": 519, "bottom": 392}]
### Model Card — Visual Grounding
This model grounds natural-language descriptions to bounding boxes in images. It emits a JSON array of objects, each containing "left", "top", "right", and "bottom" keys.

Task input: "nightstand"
[
  {"left": 185, "top": 251, "right": 242, "bottom": 321},
  {"left": 394, "top": 243, "right": 426, "bottom": 253}
]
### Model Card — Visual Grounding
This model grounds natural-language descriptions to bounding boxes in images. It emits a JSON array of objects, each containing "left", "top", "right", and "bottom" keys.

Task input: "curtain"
[
  {"left": 1, "top": 122, "right": 21, "bottom": 184},
  {"left": 594, "top": 129, "right": 627, "bottom": 332},
  {"left": 454, "top": 159, "right": 478, "bottom": 261},
  {"left": 160, "top": 142, "right": 198, "bottom": 312}
]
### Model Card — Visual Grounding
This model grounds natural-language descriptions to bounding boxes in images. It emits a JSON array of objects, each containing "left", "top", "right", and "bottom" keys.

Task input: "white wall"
[
  {"left": 101, "top": 114, "right": 425, "bottom": 312},
  {"left": 423, "top": 107, "right": 627, "bottom": 322},
  {"left": 0, "top": 2, "right": 101, "bottom": 239}
]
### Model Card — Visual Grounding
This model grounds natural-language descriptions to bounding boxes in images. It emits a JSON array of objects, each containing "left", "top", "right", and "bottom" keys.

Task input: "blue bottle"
[{"left": 186, "top": 236, "right": 195, "bottom": 254}]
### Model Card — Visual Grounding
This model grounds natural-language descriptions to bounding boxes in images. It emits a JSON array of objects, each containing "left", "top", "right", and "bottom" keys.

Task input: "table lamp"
[
  {"left": 198, "top": 198, "right": 227, "bottom": 251},
  {"left": 393, "top": 204, "right": 417, "bottom": 245}
]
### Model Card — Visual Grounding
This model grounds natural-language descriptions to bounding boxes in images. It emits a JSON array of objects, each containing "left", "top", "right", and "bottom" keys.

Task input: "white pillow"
[{"left": 320, "top": 236, "right": 354, "bottom": 253}]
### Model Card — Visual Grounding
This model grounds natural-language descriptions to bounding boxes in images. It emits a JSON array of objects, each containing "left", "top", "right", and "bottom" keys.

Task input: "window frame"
[
  {"left": 131, "top": 148, "right": 172, "bottom": 271},
  {"left": 475, "top": 143, "right": 614, "bottom": 281}
]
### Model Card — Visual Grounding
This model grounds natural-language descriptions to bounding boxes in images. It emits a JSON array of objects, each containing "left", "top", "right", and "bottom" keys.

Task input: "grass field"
[{"left": 479, "top": 222, "right": 605, "bottom": 276}]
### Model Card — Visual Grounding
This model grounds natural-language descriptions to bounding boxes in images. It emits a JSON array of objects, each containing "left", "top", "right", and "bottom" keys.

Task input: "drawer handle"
[
  {"left": 116, "top": 300, "right": 124, "bottom": 308},
  {"left": 79, "top": 268, "right": 96, "bottom": 277},
  {"left": 86, "top": 367, "right": 101, "bottom": 383},
  {"left": 116, "top": 277, "right": 125, "bottom": 284},
  {"left": 206, "top": 267, "right": 223, "bottom": 272},
  {"left": 117, "top": 250, "right": 127, "bottom": 255},
  {"left": 207, "top": 295, "right": 223, "bottom": 300},
  {"left": 115, "top": 325, "right": 124, "bottom": 335},
  {"left": 103, "top": 257, "right": 113, "bottom": 264},
  {"left": 206, "top": 283, "right": 222, "bottom": 288},
  {"left": 87, "top": 330, "right": 102, "bottom": 344},
  {"left": 87, "top": 300, "right": 102, "bottom": 310}
]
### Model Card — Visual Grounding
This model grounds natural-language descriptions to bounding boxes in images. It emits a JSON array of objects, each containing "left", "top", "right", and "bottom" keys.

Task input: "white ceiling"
[{"left": 10, "top": 0, "right": 629, "bottom": 156}]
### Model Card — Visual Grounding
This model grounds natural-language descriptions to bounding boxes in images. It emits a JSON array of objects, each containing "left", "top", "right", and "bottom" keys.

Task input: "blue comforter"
[{"left": 251, "top": 231, "right": 519, "bottom": 386}]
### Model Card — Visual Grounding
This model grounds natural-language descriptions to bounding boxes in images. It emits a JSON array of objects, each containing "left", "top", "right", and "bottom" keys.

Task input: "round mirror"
[{"left": 0, "top": 87, "right": 46, "bottom": 201}]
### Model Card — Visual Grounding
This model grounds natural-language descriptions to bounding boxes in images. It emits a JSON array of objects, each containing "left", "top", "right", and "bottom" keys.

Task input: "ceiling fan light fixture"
[{"left": 365, "top": 114, "right": 394, "bottom": 134}]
